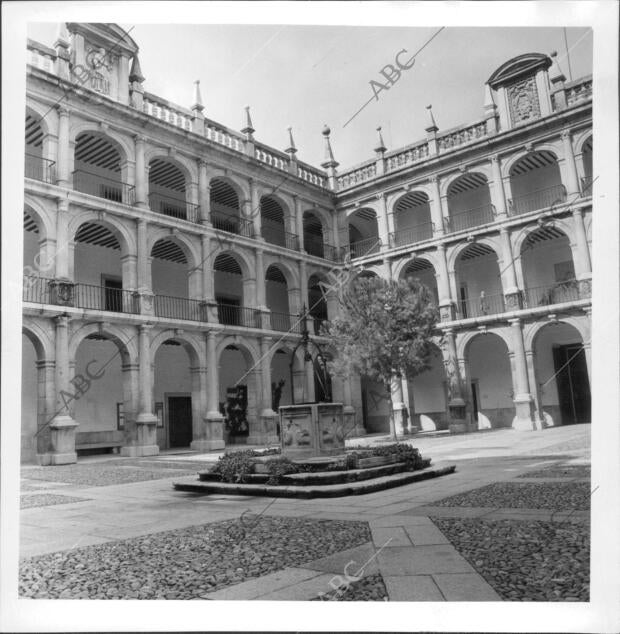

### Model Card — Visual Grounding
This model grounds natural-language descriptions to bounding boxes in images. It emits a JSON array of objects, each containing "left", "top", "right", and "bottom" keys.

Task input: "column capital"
[
  {"left": 56, "top": 104, "right": 70, "bottom": 117},
  {"left": 508, "top": 317, "right": 522, "bottom": 327},
  {"left": 54, "top": 313, "right": 71, "bottom": 327},
  {"left": 139, "top": 322, "right": 154, "bottom": 333},
  {"left": 490, "top": 153, "right": 500, "bottom": 164},
  {"left": 56, "top": 197, "right": 70, "bottom": 213},
  {"left": 134, "top": 133, "right": 146, "bottom": 144},
  {"left": 429, "top": 174, "right": 439, "bottom": 184},
  {"left": 206, "top": 329, "right": 218, "bottom": 342},
  {"left": 560, "top": 127, "right": 572, "bottom": 141}
]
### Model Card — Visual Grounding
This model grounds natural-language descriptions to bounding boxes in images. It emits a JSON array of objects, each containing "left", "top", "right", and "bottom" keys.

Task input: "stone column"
[
  {"left": 122, "top": 324, "right": 159, "bottom": 456},
  {"left": 572, "top": 208, "right": 592, "bottom": 298},
  {"left": 202, "top": 331, "right": 225, "bottom": 449},
  {"left": 299, "top": 259, "right": 308, "bottom": 310},
  {"left": 251, "top": 336, "right": 279, "bottom": 444},
  {"left": 443, "top": 328, "right": 468, "bottom": 433},
  {"left": 510, "top": 318, "right": 535, "bottom": 431},
  {"left": 500, "top": 227, "right": 521, "bottom": 310},
  {"left": 436, "top": 244, "right": 454, "bottom": 320},
  {"left": 295, "top": 196, "right": 305, "bottom": 252},
  {"left": 331, "top": 207, "right": 340, "bottom": 251},
  {"left": 429, "top": 176, "right": 446, "bottom": 235},
  {"left": 198, "top": 160, "right": 211, "bottom": 224},
  {"left": 561, "top": 129, "right": 580, "bottom": 197},
  {"left": 490, "top": 154, "right": 508, "bottom": 218},
  {"left": 55, "top": 199, "right": 71, "bottom": 280},
  {"left": 376, "top": 193, "right": 390, "bottom": 250},
  {"left": 47, "top": 315, "right": 78, "bottom": 465},
  {"left": 200, "top": 234, "right": 217, "bottom": 322},
  {"left": 136, "top": 218, "right": 154, "bottom": 315},
  {"left": 55, "top": 106, "right": 70, "bottom": 187},
  {"left": 249, "top": 178, "right": 261, "bottom": 238},
  {"left": 134, "top": 135, "right": 147, "bottom": 208}
]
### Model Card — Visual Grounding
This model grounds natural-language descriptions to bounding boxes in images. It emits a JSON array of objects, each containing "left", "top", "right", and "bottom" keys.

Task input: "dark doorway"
[
  {"left": 168, "top": 396, "right": 192, "bottom": 447},
  {"left": 103, "top": 277, "right": 122, "bottom": 312},
  {"left": 553, "top": 344, "right": 591, "bottom": 424},
  {"left": 470, "top": 381, "right": 480, "bottom": 424}
]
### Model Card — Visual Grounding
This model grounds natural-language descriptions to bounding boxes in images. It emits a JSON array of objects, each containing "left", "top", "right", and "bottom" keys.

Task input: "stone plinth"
[{"left": 279, "top": 403, "right": 345, "bottom": 459}]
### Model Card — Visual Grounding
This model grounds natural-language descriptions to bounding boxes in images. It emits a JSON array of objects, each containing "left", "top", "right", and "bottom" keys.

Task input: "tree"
[{"left": 322, "top": 276, "right": 440, "bottom": 439}]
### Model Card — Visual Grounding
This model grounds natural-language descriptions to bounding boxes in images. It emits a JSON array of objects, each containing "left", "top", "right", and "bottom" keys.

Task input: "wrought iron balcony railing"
[
  {"left": 523, "top": 280, "right": 580, "bottom": 308},
  {"left": 304, "top": 235, "right": 325, "bottom": 258},
  {"left": 153, "top": 294, "right": 204, "bottom": 321},
  {"left": 446, "top": 204, "right": 495, "bottom": 233},
  {"left": 261, "top": 224, "right": 300, "bottom": 251},
  {"left": 347, "top": 236, "right": 382, "bottom": 259},
  {"left": 508, "top": 184, "right": 566, "bottom": 216},
  {"left": 209, "top": 210, "right": 254, "bottom": 237},
  {"left": 25, "top": 153, "right": 56, "bottom": 184},
  {"left": 73, "top": 169, "right": 136, "bottom": 205},
  {"left": 389, "top": 221, "right": 434, "bottom": 247},
  {"left": 148, "top": 193, "right": 199, "bottom": 223},
  {"left": 456, "top": 292, "right": 506, "bottom": 320},
  {"left": 217, "top": 301, "right": 259, "bottom": 328},
  {"left": 269, "top": 311, "right": 302, "bottom": 334}
]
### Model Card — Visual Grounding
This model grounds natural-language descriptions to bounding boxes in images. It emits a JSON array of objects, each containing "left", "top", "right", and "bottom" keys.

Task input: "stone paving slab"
[
  {"left": 383, "top": 574, "right": 445, "bottom": 601},
  {"left": 206, "top": 567, "right": 323, "bottom": 600},
  {"left": 403, "top": 524, "right": 451, "bottom": 546},
  {"left": 303, "top": 542, "right": 379, "bottom": 575},
  {"left": 370, "top": 526, "right": 412, "bottom": 548},
  {"left": 257, "top": 572, "right": 338, "bottom": 600},
  {"left": 432, "top": 572, "right": 502, "bottom": 601},
  {"left": 377, "top": 544, "right": 476, "bottom": 576},
  {"left": 398, "top": 506, "right": 494, "bottom": 518},
  {"left": 369, "top": 515, "right": 436, "bottom": 528}
]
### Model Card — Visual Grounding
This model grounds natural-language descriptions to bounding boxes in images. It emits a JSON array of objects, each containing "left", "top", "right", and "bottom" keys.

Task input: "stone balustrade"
[
  {"left": 336, "top": 160, "right": 377, "bottom": 190},
  {"left": 27, "top": 42, "right": 57, "bottom": 75},
  {"left": 204, "top": 120, "right": 246, "bottom": 153},
  {"left": 142, "top": 95, "right": 193, "bottom": 131},
  {"left": 565, "top": 76, "right": 592, "bottom": 107},
  {"left": 385, "top": 141, "right": 430, "bottom": 173},
  {"left": 297, "top": 162, "right": 327, "bottom": 188},
  {"left": 437, "top": 119, "right": 488, "bottom": 152},
  {"left": 254, "top": 143, "right": 289, "bottom": 172}
]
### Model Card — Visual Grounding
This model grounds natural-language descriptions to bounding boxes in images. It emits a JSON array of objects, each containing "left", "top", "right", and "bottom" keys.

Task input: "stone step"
[
  {"left": 198, "top": 461, "right": 411, "bottom": 485},
  {"left": 174, "top": 465, "right": 457, "bottom": 499}
]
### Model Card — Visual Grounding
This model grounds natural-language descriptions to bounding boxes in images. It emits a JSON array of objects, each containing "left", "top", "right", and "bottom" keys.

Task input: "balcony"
[
  {"left": 148, "top": 193, "right": 199, "bottom": 224},
  {"left": 456, "top": 292, "right": 506, "bottom": 320},
  {"left": 446, "top": 204, "right": 495, "bottom": 233},
  {"left": 347, "top": 236, "right": 381, "bottom": 259},
  {"left": 73, "top": 169, "right": 135, "bottom": 206},
  {"left": 389, "top": 221, "right": 434, "bottom": 247},
  {"left": 269, "top": 311, "right": 302, "bottom": 334},
  {"left": 153, "top": 294, "right": 203, "bottom": 321},
  {"left": 25, "top": 154, "right": 55, "bottom": 184},
  {"left": 508, "top": 184, "right": 566, "bottom": 216},
  {"left": 523, "top": 280, "right": 580, "bottom": 308},
  {"left": 210, "top": 210, "right": 254, "bottom": 237},
  {"left": 217, "top": 301, "right": 259, "bottom": 328},
  {"left": 262, "top": 225, "right": 299, "bottom": 251}
]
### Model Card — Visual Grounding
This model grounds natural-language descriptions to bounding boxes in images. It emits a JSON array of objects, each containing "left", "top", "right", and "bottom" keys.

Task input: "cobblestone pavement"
[
  {"left": 517, "top": 464, "right": 590, "bottom": 479},
  {"left": 20, "top": 494, "right": 91, "bottom": 510}
]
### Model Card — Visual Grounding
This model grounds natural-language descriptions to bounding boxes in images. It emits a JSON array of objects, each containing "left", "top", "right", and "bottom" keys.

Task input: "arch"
[
  {"left": 457, "top": 326, "right": 513, "bottom": 360},
  {"left": 397, "top": 256, "right": 436, "bottom": 280},
  {"left": 25, "top": 102, "right": 55, "bottom": 137},
  {"left": 208, "top": 174, "right": 247, "bottom": 206},
  {"left": 150, "top": 329, "right": 203, "bottom": 366},
  {"left": 391, "top": 190, "right": 433, "bottom": 245},
  {"left": 502, "top": 145, "right": 562, "bottom": 179},
  {"left": 213, "top": 249, "right": 253, "bottom": 280},
  {"left": 348, "top": 207, "right": 380, "bottom": 257},
  {"left": 216, "top": 335, "right": 261, "bottom": 367},
  {"left": 260, "top": 194, "right": 289, "bottom": 246},
  {"left": 392, "top": 251, "right": 440, "bottom": 280},
  {"left": 440, "top": 165, "right": 492, "bottom": 198},
  {"left": 445, "top": 172, "right": 494, "bottom": 231},
  {"left": 511, "top": 216, "right": 575, "bottom": 257},
  {"left": 25, "top": 107, "right": 53, "bottom": 175},
  {"left": 263, "top": 255, "right": 299, "bottom": 289},
  {"left": 303, "top": 209, "right": 327, "bottom": 257},
  {"left": 147, "top": 229, "right": 199, "bottom": 269},
  {"left": 386, "top": 183, "right": 433, "bottom": 209},
  {"left": 23, "top": 197, "right": 55, "bottom": 241},
  {"left": 69, "top": 122, "right": 133, "bottom": 164},
  {"left": 524, "top": 316, "right": 589, "bottom": 353},
  {"left": 447, "top": 235, "right": 502, "bottom": 272},
  {"left": 68, "top": 210, "right": 136, "bottom": 256},
  {"left": 22, "top": 323, "right": 53, "bottom": 361},
  {"left": 147, "top": 156, "right": 192, "bottom": 219},
  {"left": 269, "top": 344, "right": 305, "bottom": 407},
  {"left": 574, "top": 130, "right": 593, "bottom": 157},
  {"left": 144, "top": 149, "right": 197, "bottom": 184},
  {"left": 68, "top": 322, "right": 138, "bottom": 364}
]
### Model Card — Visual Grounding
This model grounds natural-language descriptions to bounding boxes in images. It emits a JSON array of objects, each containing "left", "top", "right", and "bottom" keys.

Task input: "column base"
[
  {"left": 512, "top": 394, "right": 536, "bottom": 431},
  {"left": 449, "top": 422, "right": 469, "bottom": 434},
  {"left": 48, "top": 414, "right": 79, "bottom": 464},
  {"left": 36, "top": 451, "right": 77, "bottom": 465},
  {"left": 190, "top": 439, "right": 225, "bottom": 452},
  {"left": 392, "top": 403, "right": 409, "bottom": 436},
  {"left": 120, "top": 445, "right": 160, "bottom": 457}
]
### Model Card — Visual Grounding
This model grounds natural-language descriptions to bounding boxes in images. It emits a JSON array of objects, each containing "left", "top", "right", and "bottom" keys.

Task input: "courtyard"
[{"left": 19, "top": 424, "right": 591, "bottom": 601}]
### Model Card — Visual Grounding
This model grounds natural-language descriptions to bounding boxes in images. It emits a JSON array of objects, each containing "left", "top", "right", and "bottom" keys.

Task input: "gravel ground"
[
  {"left": 432, "top": 517, "right": 589, "bottom": 601},
  {"left": 19, "top": 516, "right": 370, "bottom": 599},
  {"left": 21, "top": 494, "right": 91, "bottom": 510},
  {"left": 21, "top": 464, "right": 199, "bottom": 488},
  {"left": 518, "top": 465, "right": 590, "bottom": 479},
  {"left": 531, "top": 434, "right": 591, "bottom": 455},
  {"left": 104, "top": 459, "right": 216, "bottom": 471},
  {"left": 433, "top": 482, "right": 591, "bottom": 510},
  {"left": 313, "top": 573, "right": 388, "bottom": 601}
]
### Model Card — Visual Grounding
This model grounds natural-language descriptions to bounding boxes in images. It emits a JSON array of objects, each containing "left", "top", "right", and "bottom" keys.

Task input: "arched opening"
[
  {"left": 509, "top": 150, "right": 564, "bottom": 215},
  {"left": 360, "top": 375, "right": 389, "bottom": 433},
  {"left": 400, "top": 258, "right": 438, "bottom": 304},
  {"left": 154, "top": 339, "right": 198, "bottom": 449},
  {"left": 392, "top": 191, "right": 433, "bottom": 246},
  {"left": 73, "top": 334, "right": 128, "bottom": 454},
  {"left": 581, "top": 136, "right": 593, "bottom": 195},
  {"left": 73, "top": 132, "right": 132, "bottom": 204},
  {"left": 219, "top": 344, "right": 259, "bottom": 443},
  {"left": 21, "top": 333, "right": 39, "bottom": 462},
  {"left": 308, "top": 274, "right": 328, "bottom": 335},
  {"left": 151, "top": 239, "right": 196, "bottom": 320},
  {"left": 266, "top": 265, "right": 291, "bottom": 331},
  {"left": 466, "top": 333, "right": 513, "bottom": 429},
  {"left": 72, "top": 222, "right": 136, "bottom": 313},
  {"left": 210, "top": 178, "right": 250, "bottom": 236},
  {"left": 446, "top": 173, "right": 494, "bottom": 232},
  {"left": 261, "top": 195, "right": 294, "bottom": 249},
  {"left": 520, "top": 226, "right": 579, "bottom": 308},
  {"left": 455, "top": 243, "right": 505, "bottom": 318},
  {"left": 23, "top": 209, "right": 50, "bottom": 304},
  {"left": 348, "top": 208, "right": 380, "bottom": 258},
  {"left": 407, "top": 344, "right": 447, "bottom": 432},
  {"left": 303, "top": 211, "right": 325, "bottom": 258},
  {"left": 533, "top": 322, "right": 590, "bottom": 426},
  {"left": 148, "top": 158, "right": 193, "bottom": 221},
  {"left": 25, "top": 110, "right": 54, "bottom": 183},
  {"left": 214, "top": 253, "right": 253, "bottom": 327}
]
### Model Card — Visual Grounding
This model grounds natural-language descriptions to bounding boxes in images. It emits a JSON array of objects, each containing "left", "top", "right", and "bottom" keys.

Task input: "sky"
[{"left": 27, "top": 22, "right": 592, "bottom": 171}]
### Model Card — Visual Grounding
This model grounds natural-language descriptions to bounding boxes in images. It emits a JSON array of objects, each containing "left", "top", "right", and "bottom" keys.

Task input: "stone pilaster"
[{"left": 510, "top": 318, "right": 536, "bottom": 431}]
